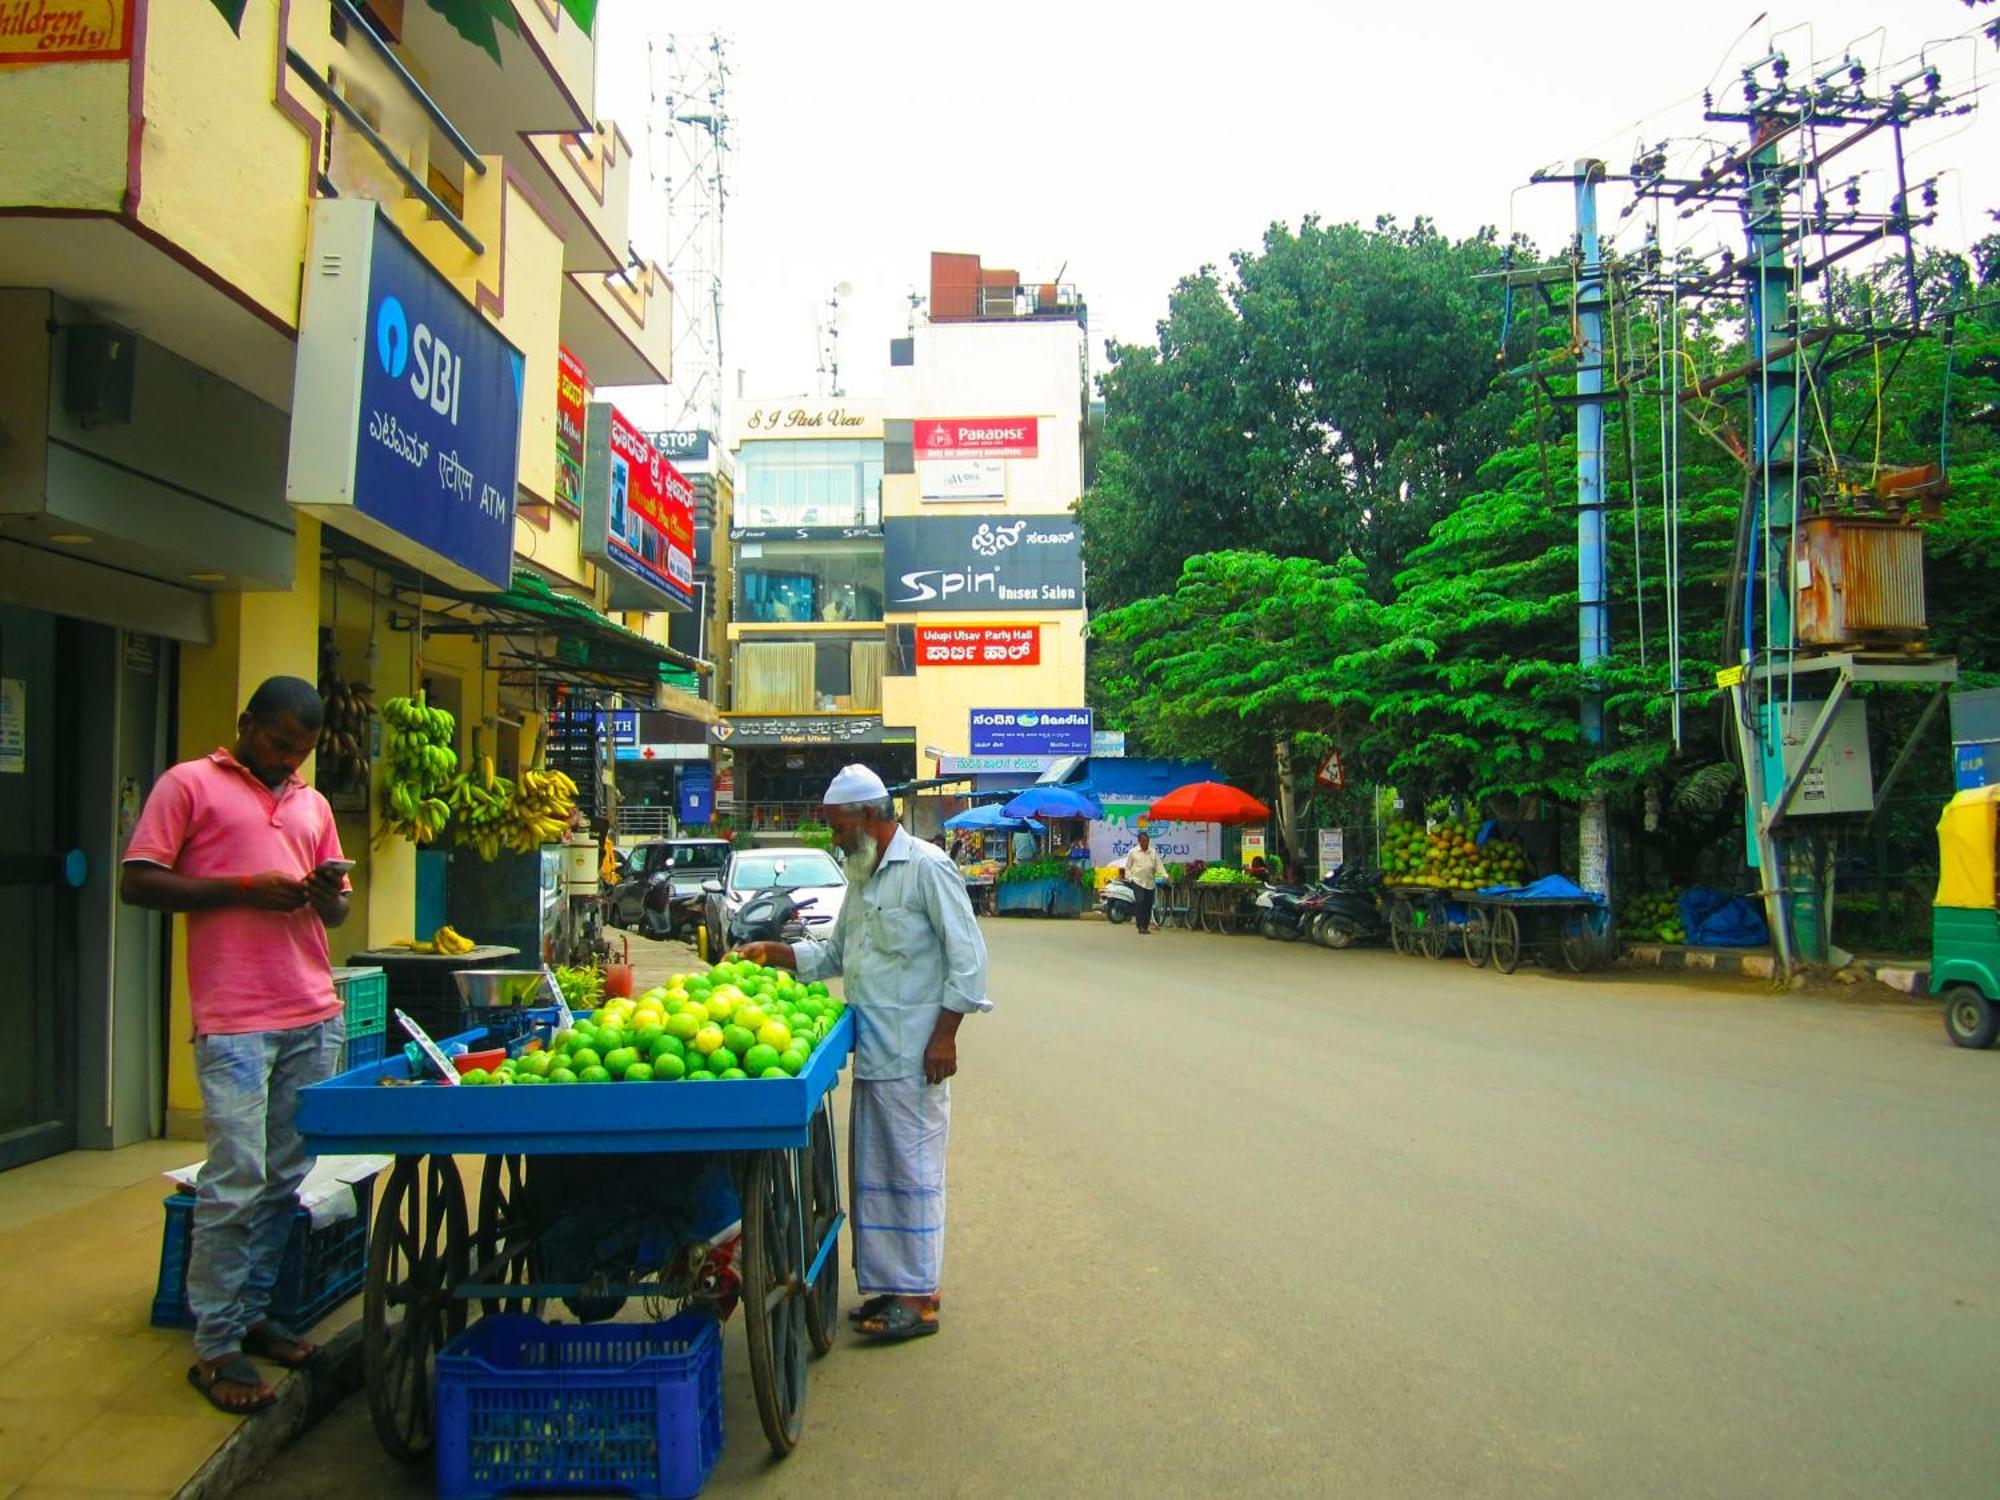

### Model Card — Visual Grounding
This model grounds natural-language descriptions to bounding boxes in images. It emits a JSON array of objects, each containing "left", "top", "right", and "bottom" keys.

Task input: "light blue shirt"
[{"left": 795, "top": 825, "right": 991, "bottom": 1080}]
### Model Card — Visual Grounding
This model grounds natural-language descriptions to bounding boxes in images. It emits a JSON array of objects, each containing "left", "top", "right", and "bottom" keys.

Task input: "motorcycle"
[
  {"left": 635, "top": 871, "right": 707, "bottom": 942},
  {"left": 1306, "top": 866, "right": 1386, "bottom": 948},
  {"left": 1098, "top": 875, "right": 1139, "bottom": 924},
  {"left": 1253, "top": 880, "right": 1321, "bottom": 942},
  {"left": 727, "top": 884, "right": 820, "bottom": 949}
]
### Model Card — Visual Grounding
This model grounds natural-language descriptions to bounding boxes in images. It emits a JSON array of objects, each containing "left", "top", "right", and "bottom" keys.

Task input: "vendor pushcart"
[{"left": 298, "top": 967, "right": 852, "bottom": 1487}]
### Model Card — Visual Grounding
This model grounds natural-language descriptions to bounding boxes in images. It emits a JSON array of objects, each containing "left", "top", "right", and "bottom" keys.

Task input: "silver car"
[{"left": 697, "top": 846, "right": 847, "bottom": 962}]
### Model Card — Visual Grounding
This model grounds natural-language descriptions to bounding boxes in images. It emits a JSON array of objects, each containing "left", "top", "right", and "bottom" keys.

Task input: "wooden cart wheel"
[
  {"left": 802, "top": 1100, "right": 843, "bottom": 1358},
  {"left": 474, "top": 1154, "right": 543, "bottom": 1318},
  {"left": 742, "top": 1148, "right": 810, "bottom": 1457},
  {"left": 1463, "top": 906, "right": 1492, "bottom": 968},
  {"left": 364, "top": 1154, "right": 469, "bottom": 1464},
  {"left": 1560, "top": 907, "right": 1609, "bottom": 972},
  {"left": 1420, "top": 897, "right": 1451, "bottom": 960},
  {"left": 1389, "top": 897, "right": 1414, "bottom": 956},
  {"left": 1492, "top": 906, "right": 1523, "bottom": 974}
]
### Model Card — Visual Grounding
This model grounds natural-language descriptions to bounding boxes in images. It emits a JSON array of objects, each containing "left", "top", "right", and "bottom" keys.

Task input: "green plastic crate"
[{"left": 333, "top": 965, "right": 387, "bottom": 1037}]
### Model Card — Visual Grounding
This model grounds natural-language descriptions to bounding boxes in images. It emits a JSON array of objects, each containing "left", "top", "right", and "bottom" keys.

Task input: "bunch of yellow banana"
[
  {"left": 448, "top": 757, "right": 519, "bottom": 863},
  {"left": 503, "top": 765, "right": 579, "bottom": 853},
  {"left": 385, "top": 924, "right": 477, "bottom": 955},
  {"left": 376, "top": 691, "right": 459, "bottom": 847}
]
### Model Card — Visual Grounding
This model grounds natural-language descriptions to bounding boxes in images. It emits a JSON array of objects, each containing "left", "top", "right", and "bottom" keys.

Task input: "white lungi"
[{"left": 850, "top": 1076, "right": 951, "bottom": 1296}]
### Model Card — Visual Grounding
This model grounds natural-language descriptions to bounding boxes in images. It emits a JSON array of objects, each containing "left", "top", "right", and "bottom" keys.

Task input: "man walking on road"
[
  {"left": 121, "top": 676, "right": 352, "bottom": 1415},
  {"left": 1123, "top": 830, "right": 1167, "bottom": 935},
  {"left": 737, "top": 763, "right": 989, "bottom": 1343}
]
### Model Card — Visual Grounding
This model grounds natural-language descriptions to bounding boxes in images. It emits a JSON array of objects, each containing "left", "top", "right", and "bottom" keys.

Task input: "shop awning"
[
  {"left": 441, "top": 570, "right": 708, "bottom": 696},
  {"left": 323, "top": 535, "right": 710, "bottom": 700}
]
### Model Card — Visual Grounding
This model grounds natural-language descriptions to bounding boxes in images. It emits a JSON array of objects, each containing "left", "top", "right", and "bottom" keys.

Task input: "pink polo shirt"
[{"left": 124, "top": 749, "right": 348, "bottom": 1036}]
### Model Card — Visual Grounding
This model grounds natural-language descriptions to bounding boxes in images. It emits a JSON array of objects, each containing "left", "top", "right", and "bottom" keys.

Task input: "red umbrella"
[{"left": 1146, "top": 782, "right": 1271, "bottom": 825}]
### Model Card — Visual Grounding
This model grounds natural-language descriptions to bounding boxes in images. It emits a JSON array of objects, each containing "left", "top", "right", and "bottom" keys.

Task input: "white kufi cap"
[{"left": 823, "top": 763, "right": 889, "bottom": 806}]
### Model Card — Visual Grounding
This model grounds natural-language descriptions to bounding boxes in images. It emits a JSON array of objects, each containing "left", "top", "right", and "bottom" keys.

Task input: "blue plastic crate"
[
  {"left": 150, "top": 1180, "right": 373, "bottom": 1331},
  {"left": 333, "top": 965, "right": 388, "bottom": 1037},
  {"left": 435, "top": 1313, "right": 722, "bottom": 1500},
  {"left": 339, "top": 1029, "right": 387, "bottom": 1072}
]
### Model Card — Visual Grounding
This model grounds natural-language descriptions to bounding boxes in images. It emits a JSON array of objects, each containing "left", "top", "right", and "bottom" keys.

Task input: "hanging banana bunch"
[
  {"left": 448, "top": 752, "right": 519, "bottom": 863},
  {"left": 376, "top": 691, "right": 459, "bottom": 846},
  {"left": 505, "top": 764, "right": 579, "bottom": 852},
  {"left": 315, "top": 675, "right": 374, "bottom": 788}
]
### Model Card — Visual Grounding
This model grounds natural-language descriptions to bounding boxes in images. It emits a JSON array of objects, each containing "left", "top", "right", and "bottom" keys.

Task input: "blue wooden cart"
[{"left": 297, "top": 1007, "right": 853, "bottom": 1466}]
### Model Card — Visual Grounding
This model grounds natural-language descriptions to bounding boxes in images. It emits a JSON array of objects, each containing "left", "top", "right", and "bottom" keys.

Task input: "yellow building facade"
[{"left": 0, "top": 0, "right": 693, "bottom": 1160}]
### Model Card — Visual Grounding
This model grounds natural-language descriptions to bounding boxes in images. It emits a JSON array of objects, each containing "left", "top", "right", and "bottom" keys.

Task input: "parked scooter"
[
  {"left": 1254, "top": 880, "right": 1321, "bottom": 942},
  {"left": 1306, "top": 866, "right": 1386, "bottom": 948},
  {"left": 729, "top": 886, "right": 819, "bottom": 948},
  {"left": 1098, "top": 874, "right": 1140, "bottom": 924}
]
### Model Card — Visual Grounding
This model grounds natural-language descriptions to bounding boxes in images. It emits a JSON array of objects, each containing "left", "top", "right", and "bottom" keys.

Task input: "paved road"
[{"left": 245, "top": 919, "right": 2000, "bottom": 1499}]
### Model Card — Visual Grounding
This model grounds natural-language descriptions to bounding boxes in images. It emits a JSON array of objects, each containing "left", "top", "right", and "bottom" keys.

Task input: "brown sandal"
[{"left": 189, "top": 1355, "right": 277, "bottom": 1415}]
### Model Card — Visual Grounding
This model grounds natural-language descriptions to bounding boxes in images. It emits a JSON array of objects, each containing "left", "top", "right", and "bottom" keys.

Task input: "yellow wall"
[
  {"left": 135, "top": 0, "right": 316, "bottom": 329},
  {"left": 0, "top": 58, "right": 127, "bottom": 209},
  {"left": 880, "top": 614, "right": 1088, "bottom": 758}
]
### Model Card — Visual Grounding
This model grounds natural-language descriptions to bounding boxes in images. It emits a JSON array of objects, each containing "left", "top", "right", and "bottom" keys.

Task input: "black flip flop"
[
  {"left": 847, "top": 1294, "right": 942, "bottom": 1323},
  {"left": 244, "top": 1321, "right": 322, "bottom": 1370},
  {"left": 188, "top": 1355, "right": 277, "bottom": 1415},
  {"left": 855, "top": 1300, "right": 940, "bottom": 1342},
  {"left": 846, "top": 1294, "right": 896, "bottom": 1324}
]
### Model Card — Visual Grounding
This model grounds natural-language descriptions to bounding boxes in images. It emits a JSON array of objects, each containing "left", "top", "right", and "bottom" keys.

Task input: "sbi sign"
[{"left": 374, "top": 294, "right": 464, "bottom": 425}]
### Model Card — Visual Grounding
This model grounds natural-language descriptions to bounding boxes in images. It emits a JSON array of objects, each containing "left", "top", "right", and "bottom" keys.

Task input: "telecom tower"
[{"left": 647, "top": 34, "right": 730, "bottom": 436}]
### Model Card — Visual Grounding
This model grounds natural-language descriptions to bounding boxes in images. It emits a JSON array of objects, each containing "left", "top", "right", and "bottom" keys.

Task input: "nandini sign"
[
  {"left": 969, "top": 708, "right": 1092, "bottom": 757},
  {"left": 286, "top": 201, "right": 525, "bottom": 591}
]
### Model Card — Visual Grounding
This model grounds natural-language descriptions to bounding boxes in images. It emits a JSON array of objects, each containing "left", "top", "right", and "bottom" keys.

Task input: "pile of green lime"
[{"left": 456, "top": 960, "right": 844, "bottom": 1084}]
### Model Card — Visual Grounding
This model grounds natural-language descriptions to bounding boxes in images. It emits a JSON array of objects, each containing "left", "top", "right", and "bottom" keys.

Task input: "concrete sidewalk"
[
  {"left": 1622, "top": 940, "right": 1934, "bottom": 994},
  {"left": 0, "top": 1139, "right": 363, "bottom": 1500}
]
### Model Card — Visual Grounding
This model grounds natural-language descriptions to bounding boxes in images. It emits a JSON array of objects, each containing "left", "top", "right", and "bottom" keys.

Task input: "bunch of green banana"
[
  {"left": 448, "top": 757, "right": 519, "bottom": 862},
  {"left": 504, "top": 765, "right": 579, "bottom": 852},
  {"left": 376, "top": 691, "right": 459, "bottom": 846}
]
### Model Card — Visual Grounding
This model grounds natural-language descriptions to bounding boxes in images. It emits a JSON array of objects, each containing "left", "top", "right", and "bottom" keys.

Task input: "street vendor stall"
[{"left": 298, "top": 961, "right": 853, "bottom": 1485}]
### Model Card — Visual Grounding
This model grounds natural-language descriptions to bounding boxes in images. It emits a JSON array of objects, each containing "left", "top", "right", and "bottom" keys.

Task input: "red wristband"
[{"left": 236, "top": 876, "right": 253, "bottom": 894}]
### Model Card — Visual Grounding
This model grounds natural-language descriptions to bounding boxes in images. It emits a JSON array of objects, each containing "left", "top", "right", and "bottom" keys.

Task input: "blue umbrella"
[
  {"left": 1001, "top": 785, "right": 1103, "bottom": 820},
  {"left": 944, "top": 803, "right": 1045, "bottom": 833}
]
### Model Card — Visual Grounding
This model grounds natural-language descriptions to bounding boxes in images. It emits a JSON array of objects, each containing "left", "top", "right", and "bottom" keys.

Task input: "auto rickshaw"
[{"left": 1934, "top": 784, "right": 2000, "bottom": 1048}]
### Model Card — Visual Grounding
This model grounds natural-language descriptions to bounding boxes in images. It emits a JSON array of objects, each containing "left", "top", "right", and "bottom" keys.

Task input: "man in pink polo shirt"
[{"left": 121, "top": 676, "right": 352, "bottom": 1416}]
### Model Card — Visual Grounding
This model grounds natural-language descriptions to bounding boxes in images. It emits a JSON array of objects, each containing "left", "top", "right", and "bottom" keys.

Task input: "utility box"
[{"left": 1761, "top": 697, "right": 1874, "bottom": 815}]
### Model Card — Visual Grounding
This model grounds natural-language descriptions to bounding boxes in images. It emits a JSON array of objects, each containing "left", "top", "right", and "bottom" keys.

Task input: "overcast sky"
[{"left": 593, "top": 1, "right": 1997, "bottom": 423}]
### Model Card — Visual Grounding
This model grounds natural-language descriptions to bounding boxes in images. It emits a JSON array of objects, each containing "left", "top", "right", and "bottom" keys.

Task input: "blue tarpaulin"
[
  {"left": 1678, "top": 887, "right": 1771, "bottom": 948},
  {"left": 1475, "top": 875, "right": 1598, "bottom": 902}
]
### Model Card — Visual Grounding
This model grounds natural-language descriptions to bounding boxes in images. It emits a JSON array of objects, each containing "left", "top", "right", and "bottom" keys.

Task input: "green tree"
[
  {"left": 1080, "top": 217, "right": 1554, "bottom": 609},
  {"left": 1092, "top": 552, "right": 1386, "bottom": 865}
]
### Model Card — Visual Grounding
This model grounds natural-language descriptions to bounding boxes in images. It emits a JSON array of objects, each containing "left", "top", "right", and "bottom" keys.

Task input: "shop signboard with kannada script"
[{"left": 582, "top": 402, "right": 696, "bottom": 612}]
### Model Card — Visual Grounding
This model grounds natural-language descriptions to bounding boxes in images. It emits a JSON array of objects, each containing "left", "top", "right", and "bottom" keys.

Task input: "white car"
[{"left": 697, "top": 846, "right": 847, "bottom": 961}]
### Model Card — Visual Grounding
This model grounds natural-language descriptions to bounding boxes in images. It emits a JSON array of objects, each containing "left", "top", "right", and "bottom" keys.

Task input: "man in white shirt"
[
  {"left": 1123, "top": 830, "right": 1168, "bottom": 935},
  {"left": 737, "top": 764, "right": 990, "bottom": 1342}
]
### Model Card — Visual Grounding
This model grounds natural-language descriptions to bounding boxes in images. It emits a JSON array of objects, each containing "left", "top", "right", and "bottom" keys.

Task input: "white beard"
[{"left": 844, "top": 831, "right": 881, "bottom": 889}]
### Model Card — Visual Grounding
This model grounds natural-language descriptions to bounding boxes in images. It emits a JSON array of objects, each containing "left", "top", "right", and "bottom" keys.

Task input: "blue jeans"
[{"left": 187, "top": 1016, "right": 344, "bottom": 1361}]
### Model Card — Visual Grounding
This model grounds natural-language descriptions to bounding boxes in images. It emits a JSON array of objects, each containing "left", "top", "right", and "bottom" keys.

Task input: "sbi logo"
[{"left": 374, "top": 294, "right": 463, "bottom": 425}]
